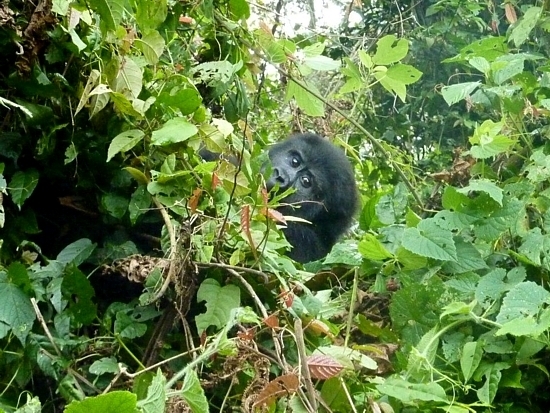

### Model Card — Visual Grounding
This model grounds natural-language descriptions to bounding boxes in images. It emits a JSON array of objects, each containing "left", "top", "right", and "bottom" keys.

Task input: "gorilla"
[{"left": 266, "top": 133, "right": 358, "bottom": 263}]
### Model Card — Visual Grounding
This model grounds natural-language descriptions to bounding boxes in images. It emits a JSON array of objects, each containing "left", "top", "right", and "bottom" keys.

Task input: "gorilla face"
[{"left": 266, "top": 133, "right": 358, "bottom": 263}]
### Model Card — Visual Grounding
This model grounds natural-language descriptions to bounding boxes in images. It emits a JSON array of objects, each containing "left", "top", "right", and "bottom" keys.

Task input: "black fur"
[{"left": 267, "top": 133, "right": 358, "bottom": 262}]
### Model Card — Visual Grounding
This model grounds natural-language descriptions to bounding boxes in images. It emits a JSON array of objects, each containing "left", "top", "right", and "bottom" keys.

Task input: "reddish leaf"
[
  {"left": 264, "top": 313, "right": 279, "bottom": 329},
  {"left": 179, "top": 15, "right": 195, "bottom": 24},
  {"left": 505, "top": 3, "right": 517, "bottom": 23},
  {"left": 237, "top": 328, "right": 255, "bottom": 341},
  {"left": 211, "top": 171, "right": 220, "bottom": 190},
  {"left": 306, "top": 354, "right": 344, "bottom": 380},
  {"left": 188, "top": 188, "right": 202, "bottom": 213},
  {"left": 252, "top": 374, "right": 299, "bottom": 409},
  {"left": 263, "top": 207, "right": 286, "bottom": 224},
  {"left": 261, "top": 187, "right": 269, "bottom": 206},
  {"left": 278, "top": 289, "right": 294, "bottom": 308}
]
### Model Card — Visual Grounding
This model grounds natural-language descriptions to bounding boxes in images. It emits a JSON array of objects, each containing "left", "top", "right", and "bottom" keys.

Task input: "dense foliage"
[{"left": 2, "top": 0, "right": 550, "bottom": 412}]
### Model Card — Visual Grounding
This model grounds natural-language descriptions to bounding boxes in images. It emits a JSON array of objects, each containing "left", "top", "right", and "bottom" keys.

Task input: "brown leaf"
[
  {"left": 188, "top": 188, "right": 202, "bottom": 213},
  {"left": 306, "top": 354, "right": 344, "bottom": 380},
  {"left": 263, "top": 207, "right": 286, "bottom": 224},
  {"left": 179, "top": 15, "right": 195, "bottom": 24},
  {"left": 211, "top": 171, "right": 220, "bottom": 190},
  {"left": 252, "top": 374, "right": 299, "bottom": 409},
  {"left": 264, "top": 313, "right": 279, "bottom": 329},
  {"left": 505, "top": 3, "right": 517, "bottom": 23}
]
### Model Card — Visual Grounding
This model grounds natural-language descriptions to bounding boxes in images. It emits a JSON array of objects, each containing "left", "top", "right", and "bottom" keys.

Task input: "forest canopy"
[{"left": 2, "top": 0, "right": 550, "bottom": 412}]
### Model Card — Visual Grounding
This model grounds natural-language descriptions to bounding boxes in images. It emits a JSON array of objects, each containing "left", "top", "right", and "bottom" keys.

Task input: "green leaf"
[
  {"left": 56, "top": 239, "right": 96, "bottom": 266},
  {"left": 151, "top": 118, "right": 198, "bottom": 146},
  {"left": 496, "top": 281, "right": 550, "bottom": 325},
  {"left": 195, "top": 278, "right": 241, "bottom": 334},
  {"left": 135, "top": 0, "right": 167, "bottom": 31},
  {"left": 64, "top": 391, "right": 137, "bottom": 413},
  {"left": 114, "top": 311, "right": 147, "bottom": 339},
  {"left": 525, "top": 150, "right": 550, "bottom": 183},
  {"left": 63, "top": 265, "right": 97, "bottom": 325},
  {"left": 456, "top": 179, "right": 503, "bottom": 206},
  {"left": 303, "top": 42, "right": 325, "bottom": 57},
  {"left": 401, "top": 219, "right": 457, "bottom": 261},
  {"left": 229, "top": 0, "right": 250, "bottom": 20},
  {"left": 8, "top": 169, "right": 39, "bottom": 210},
  {"left": 180, "top": 369, "right": 209, "bottom": 412},
  {"left": 89, "top": 357, "right": 119, "bottom": 375},
  {"left": 510, "top": 6, "right": 542, "bottom": 47},
  {"left": 136, "top": 30, "right": 166, "bottom": 65},
  {"left": 101, "top": 193, "right": 129, "bottom": 219},
  {"left": 442, "top": 238, "right": 488, "bottom": 274},
  {"left": 373, "top": 35, "right": 409, "bottom": 65},
  {"left": 473, "top": 198, "right": 523, "bottom": 242},
  {"left": 476, "top": 367, "right": 501, "bottom": 404},
  {"left": 460, "top": 341, "right": 483, "bottom": 382},
  {"left": 287, "top": 80, "right": 324, "bottom": 117},
  {"left": 137, "top": 369, "right": 166, "bottom": 413},
  {"left": 375, "top": 64, "right": 421, "bottom": 102},
  {"left": 129, "top": 185, "right": 151, "bottom": 225},
  {"left": 518, "top": 227, "right": 545, "bottom": 266},
  {"left": 441, "top": 82, "right": 481, "bottom": 106},
  {"left": 112, "top": 57, "right": 143, "bottom": 99},
  {"left": 469, "top": 119, "right": 516, "bottom": 159},
  {"left": 358, "top": 234, "right": 394, "bottom": 261},
  {"left": 377, "top": 378, "right": 448, "bottom": 403},
  {"left": 323, "top": 241, "right": 363, "bottom": 266},
  {"left": 303, "top": 55, "right": 341, "bottom": 71},
  {"left": 107, "top": 129, "right": 145, "bottom": 162},
  {"left": 110, "top": 92, "right": 143, "bottom": 117},
  {"left": 88, "top": 0, "right": 124, "bottom": 32},
  {"left": 0, "top": 281, "right": 35, "bottom": 344}
]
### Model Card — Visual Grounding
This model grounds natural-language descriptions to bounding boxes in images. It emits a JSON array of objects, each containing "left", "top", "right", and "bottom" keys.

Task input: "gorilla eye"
[
  {"left": 291, "top": 156, "right": 301, "bottom": 167},
  {"left": 300, "top": 175, "right": 312, "bottom": 188}
]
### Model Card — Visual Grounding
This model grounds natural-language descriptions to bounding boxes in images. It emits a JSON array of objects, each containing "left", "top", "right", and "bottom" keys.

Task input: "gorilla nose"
[{"left": 267, "top": 168, "right": 289, "bottom": 191}]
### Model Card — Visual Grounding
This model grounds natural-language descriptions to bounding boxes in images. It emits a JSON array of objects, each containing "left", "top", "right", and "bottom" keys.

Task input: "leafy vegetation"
[{"left": 2, "top": 0, "right": 550, "bottom": 412}]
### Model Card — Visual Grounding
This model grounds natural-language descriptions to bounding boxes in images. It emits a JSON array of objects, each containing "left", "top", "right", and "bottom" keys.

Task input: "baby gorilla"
[{"left": 267, "top": 133, "right": 358, "bottom": 263}]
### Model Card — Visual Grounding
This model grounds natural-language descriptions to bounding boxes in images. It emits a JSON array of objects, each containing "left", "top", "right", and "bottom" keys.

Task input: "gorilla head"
[{"left": 266, "top": 133, "right": 358, "bottom": 263}]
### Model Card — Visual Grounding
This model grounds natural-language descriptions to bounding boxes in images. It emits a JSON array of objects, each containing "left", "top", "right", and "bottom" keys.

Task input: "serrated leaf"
[
  {"left": 0, "top": 281, "right": 35, "bottom": 344},
  {"left": 496, "top": 281, "right": 550, "bottom": 325},
  {"left": 443, "top": 238, "right": 488, "bottom": 274},
  {"left": 8, "top": 169, "right": 39, "bottom": 209},
  {"left": 137, "top": 369, "right": 166, "bottom": 413},
  {"left": 401, "top": 220, "right": 457, "bottom": 261},
  {"left": 476, "top": 367, "right": 501, "bottom": 404},
  {"left": 107, "top": 129, "right": 145, "bottom": 161},
  {"left": 180, "top": 369, "right": 209, "bottom": 412},
  {"left": 151, "top": 118, "right": 198, "bottom": 146},
  {"left": 306, "top": 355, "right": 344, "bottom": 379}
]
